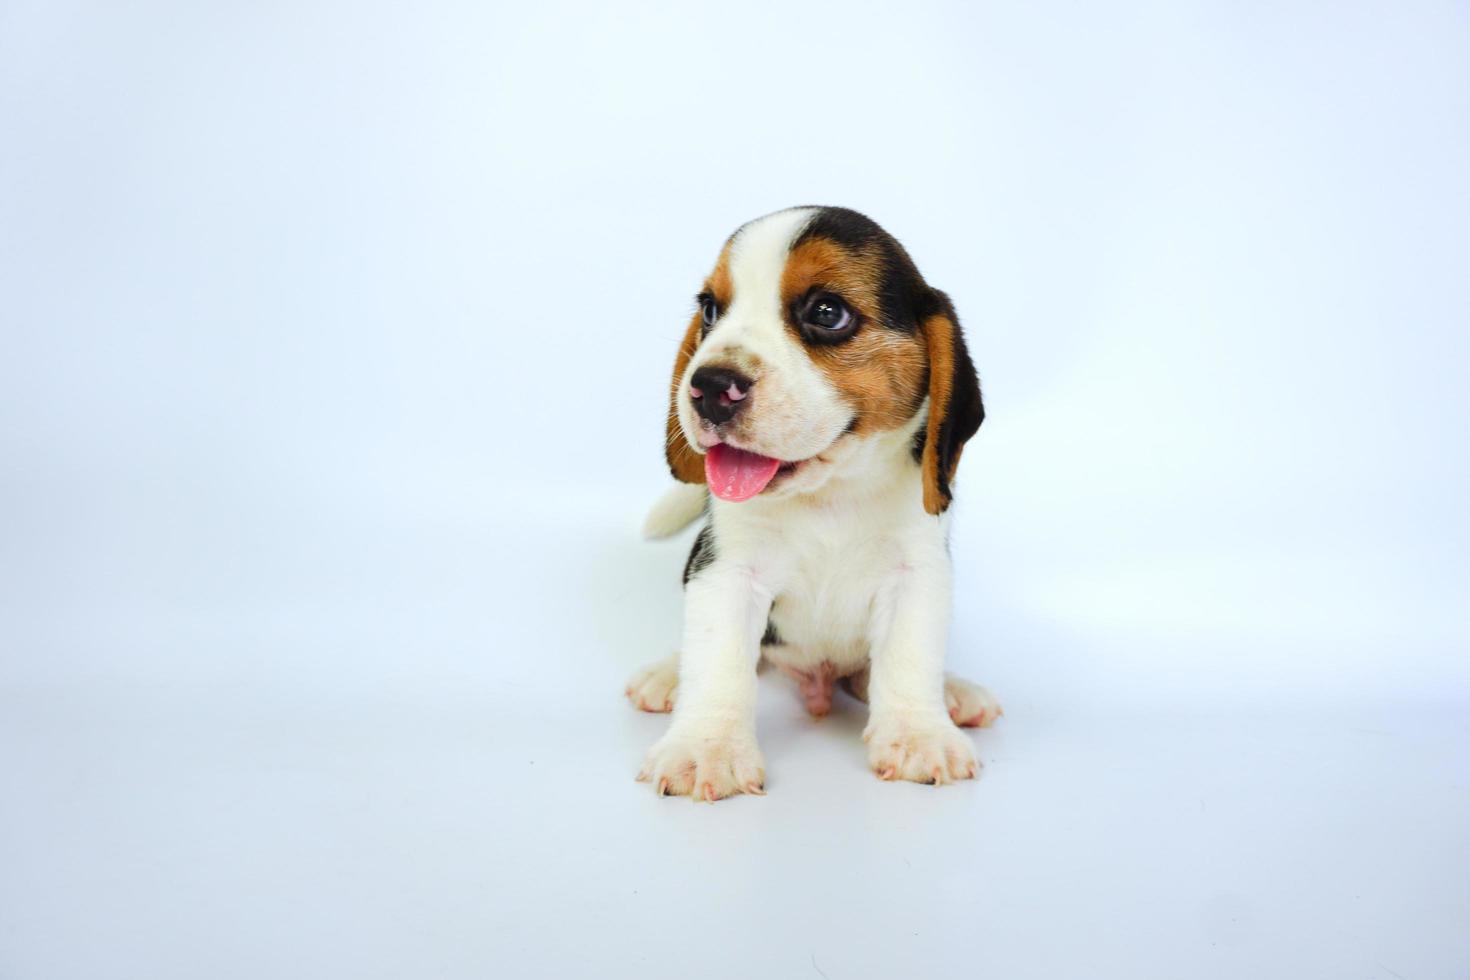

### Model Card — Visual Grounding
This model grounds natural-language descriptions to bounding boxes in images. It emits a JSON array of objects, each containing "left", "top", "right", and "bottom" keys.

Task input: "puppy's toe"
[
  {"left": 944, "top": 675, "right": 1003, "bottom": 728},
  {"left": 865, "top": 715, "right": 979, "bottom": 786},
  {"left": 625, "top": 656, "right": 679, "bottom": 713},
  {"left": 639, "top": 726, "right": 766, "bottom": 802}
]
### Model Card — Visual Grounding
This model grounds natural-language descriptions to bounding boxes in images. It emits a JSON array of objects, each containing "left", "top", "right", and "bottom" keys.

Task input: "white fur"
[{"left": 632, "top": 210, "right": 998, "bottom": 801}]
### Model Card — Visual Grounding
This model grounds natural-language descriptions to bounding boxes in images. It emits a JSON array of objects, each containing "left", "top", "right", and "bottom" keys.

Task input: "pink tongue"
[{"left": 705, "top": 443, "right": 783, "bottom": 502}]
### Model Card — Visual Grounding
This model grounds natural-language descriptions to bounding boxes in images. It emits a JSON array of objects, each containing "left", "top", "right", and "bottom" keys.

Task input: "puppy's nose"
[{"left": 689, "top": 366, "right": 753, "bottom": 425}]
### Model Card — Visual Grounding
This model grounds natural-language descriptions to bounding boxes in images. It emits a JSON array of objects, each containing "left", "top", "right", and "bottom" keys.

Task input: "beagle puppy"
[{"left": 627, "top": 206, "right": 1001, "bottom": 802}]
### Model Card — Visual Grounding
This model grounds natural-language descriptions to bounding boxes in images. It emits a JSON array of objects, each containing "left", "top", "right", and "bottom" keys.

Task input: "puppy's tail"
[{"left": 642, "top": 482, "right": 708, "bottom": 539}]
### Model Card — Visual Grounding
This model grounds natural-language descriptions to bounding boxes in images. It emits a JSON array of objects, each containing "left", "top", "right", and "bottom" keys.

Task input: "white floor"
[
  {"left": 2, "top": 508, "right": 1466, "bottom": 980},
  {"left": 3, "top": 1, "right": 1468, "bottom": 976}
]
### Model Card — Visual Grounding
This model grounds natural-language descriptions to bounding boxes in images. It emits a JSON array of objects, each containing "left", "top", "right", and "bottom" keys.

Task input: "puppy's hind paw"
[
  {"left": 945, "top": 675, "right": 1003, "bottom": 728},
  {"left": 625, "top": 655, "right": 679, "bottom": 713}
]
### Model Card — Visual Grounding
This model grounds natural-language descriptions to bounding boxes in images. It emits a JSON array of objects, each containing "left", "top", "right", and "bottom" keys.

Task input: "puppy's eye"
[
  {"left": 804, "top": 294, "right": 852, "bottom": 332},
  {"left": 700, "top": 297, "right": 719, "bottom": 327}
]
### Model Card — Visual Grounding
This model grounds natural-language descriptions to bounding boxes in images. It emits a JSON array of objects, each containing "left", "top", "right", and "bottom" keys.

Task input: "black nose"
[{"left": 689, "top": 366, "right": 753, "bottom": 425}]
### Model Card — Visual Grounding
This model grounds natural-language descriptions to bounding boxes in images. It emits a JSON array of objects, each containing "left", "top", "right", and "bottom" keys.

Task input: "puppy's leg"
[
  {"left": 625, "top": 650, "right": 788, "bottom": 714},
  {"left": 638, "top": 566, "right": 770, "bottom": 801},
  {"left": 863, "top": 558, "right": 978, "bottom": 785},
  {"left": 625, "top": 654, "right": 679, "bottom": 713},
  {"left": 843, "top": 667, "right": 1000, "bottom": 728}
]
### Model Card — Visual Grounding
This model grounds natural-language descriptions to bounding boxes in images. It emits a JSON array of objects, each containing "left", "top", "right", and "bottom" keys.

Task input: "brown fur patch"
[
  {"left": 705, "top": 246, "right": 732, "bottom": 308},
  {"left": 919, "top": 312, "right": 958, "bottom": 515},
  {"left": 779, "top": 237, "right": 928, "bottom": 437},
  {"left": 779, "top": 237, "right": 882, "bottom": 312}
]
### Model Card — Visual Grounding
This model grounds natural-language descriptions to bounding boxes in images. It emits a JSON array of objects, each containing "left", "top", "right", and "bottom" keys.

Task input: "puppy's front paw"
[
  {"left": 638, "top": 726, "right": 766, "bottom": 802},
  {"left": 864, "top": 715, "right": 978, "bottom": 785}
]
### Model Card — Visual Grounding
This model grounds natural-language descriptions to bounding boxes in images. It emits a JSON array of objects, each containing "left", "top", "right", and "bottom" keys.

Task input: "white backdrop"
[{"left": 2, "top": 2, "right": 1467, "bottom": 978}]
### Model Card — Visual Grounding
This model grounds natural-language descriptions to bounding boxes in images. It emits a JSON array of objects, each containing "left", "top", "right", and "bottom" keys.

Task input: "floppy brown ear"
[
  {"left": 665, "top": 313, "right": 706, "bottom": 484},
  {"left": 918, "top": 290, "right": 984, "bottom": 515}
]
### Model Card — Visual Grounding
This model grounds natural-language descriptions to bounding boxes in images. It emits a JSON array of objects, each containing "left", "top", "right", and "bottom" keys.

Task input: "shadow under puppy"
[{"left": 628, "top": 206, "right": 1002, "bottom": 802}]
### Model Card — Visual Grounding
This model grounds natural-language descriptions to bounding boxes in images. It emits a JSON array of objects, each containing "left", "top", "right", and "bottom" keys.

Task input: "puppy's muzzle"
[{"left": 689, "top": 365, "right": 753, "bottom": 426}]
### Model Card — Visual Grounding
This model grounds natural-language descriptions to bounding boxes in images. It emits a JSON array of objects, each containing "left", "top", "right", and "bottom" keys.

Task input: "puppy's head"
[{"left": 665, "top": 207, "right": 983, "bottom": 514}]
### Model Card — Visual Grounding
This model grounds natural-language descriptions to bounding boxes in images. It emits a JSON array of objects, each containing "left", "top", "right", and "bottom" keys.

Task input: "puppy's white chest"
[
  {"left": 766, "top": 530, "right": 895, "bottom": 667},
  {"left": 747, "top": 489, "right": 943, "bottom": 672}
]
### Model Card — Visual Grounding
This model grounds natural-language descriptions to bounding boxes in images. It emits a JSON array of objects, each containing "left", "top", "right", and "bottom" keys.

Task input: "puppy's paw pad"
[
  {"left": 865, "top": 717, "right": 978, "bottom": 785},
  {"left": 945, "top": 676, "right": 1003, "bottom": 728},
  {"left": 625, "top": 658, "right": 679, "bottom": 713},
  {"left": 639, "top": 729, "right": 765, "bottom": 802}
]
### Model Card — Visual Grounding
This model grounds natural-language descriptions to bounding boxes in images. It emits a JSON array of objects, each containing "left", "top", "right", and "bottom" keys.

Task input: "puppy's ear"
[
  {"left": 665, "top": 313, "right": 706, "bottom": 484},
  {"left": 918, "top": 290, "right": 984, "bottom": 515}
]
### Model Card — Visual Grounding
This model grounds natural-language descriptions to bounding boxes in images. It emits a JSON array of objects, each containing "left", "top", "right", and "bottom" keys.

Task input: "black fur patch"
[
  {"left": 682, "top": 524, "right": 716, "bottom": 585},
  {"left": 761, "top": 619, "right": 783, "bottom": 646}
]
